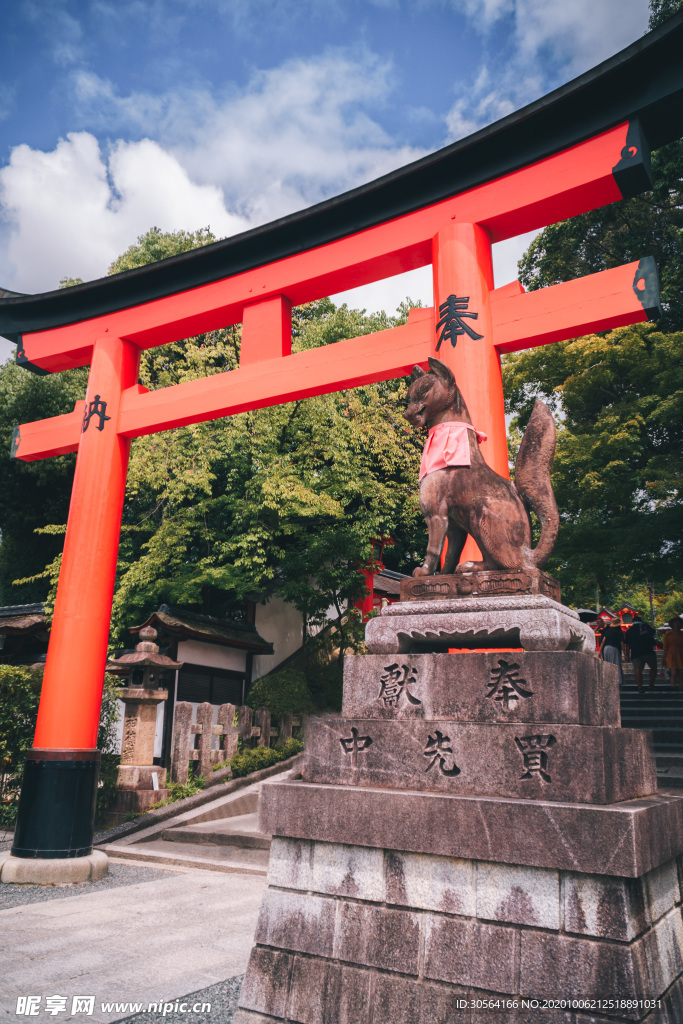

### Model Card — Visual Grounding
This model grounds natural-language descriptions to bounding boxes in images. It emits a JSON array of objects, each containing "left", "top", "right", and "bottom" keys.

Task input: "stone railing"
[{"left": 170, "top": 701, "right": 301, "bottom": 784}]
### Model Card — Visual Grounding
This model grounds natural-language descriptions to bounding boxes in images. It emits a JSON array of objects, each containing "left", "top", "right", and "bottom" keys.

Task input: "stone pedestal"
[
  {"left": 236, "top": 645, "right": 683, "bottom": 1023},
  {"left": 365, "top": 595, "right": 596, "bottom": 654},
  {"left": 111, "top": 687, "right": 169, "bottom": 821}
]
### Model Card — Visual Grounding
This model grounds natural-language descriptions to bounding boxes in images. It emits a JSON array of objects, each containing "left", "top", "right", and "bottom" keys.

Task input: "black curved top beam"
[{"left": 1, "top": 13, "right": 682, "bottom": 340}]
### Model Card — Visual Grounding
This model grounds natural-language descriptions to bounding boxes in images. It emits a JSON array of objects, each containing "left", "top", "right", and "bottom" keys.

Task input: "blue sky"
[{"left": 0, "top": 0, "right": 650, "bottom": 320}]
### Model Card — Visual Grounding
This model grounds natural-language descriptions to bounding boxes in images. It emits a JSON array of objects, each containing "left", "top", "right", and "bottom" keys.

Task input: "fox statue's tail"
[{"left": 515, "top": 400, "right": 559, "bottom": 569}]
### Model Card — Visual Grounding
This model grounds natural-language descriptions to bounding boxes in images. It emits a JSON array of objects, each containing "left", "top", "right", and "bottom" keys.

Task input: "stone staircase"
[
  {"left": 98, "top": 763, "right": 300, "bottom": 874},
  {"left": 619, "top": 652, "right": 683, "bottom": 787}
]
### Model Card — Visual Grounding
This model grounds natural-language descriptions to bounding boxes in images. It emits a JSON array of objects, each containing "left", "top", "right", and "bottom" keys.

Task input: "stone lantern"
[{"left": 107, "top": 625, "right": 182, "bottom": 819}]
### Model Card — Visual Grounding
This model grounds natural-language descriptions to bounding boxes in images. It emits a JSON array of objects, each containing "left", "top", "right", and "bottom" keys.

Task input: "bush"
[
  {"left": 229, "top": 737, "right": 303, "bottom": 778},
  {"left": 247, "top": 669, "right": 315, "bottom": 717},
  {"left": 0, "top": 666, "right": 122, "bottom": 828},
  {"left": 0, "top": 666, "right": 42, "bottom": 827},
  {"left": 149, "top": 775, "right": 206, "bottom": 809}
]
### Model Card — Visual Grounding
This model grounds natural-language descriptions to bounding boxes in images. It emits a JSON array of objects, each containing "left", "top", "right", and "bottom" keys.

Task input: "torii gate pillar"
[
  {"left": 5, "top": 337, "right": 138, "bottom": 876},
  {"left": 432, "top": 222, "right": 505, "bottom": 564}
]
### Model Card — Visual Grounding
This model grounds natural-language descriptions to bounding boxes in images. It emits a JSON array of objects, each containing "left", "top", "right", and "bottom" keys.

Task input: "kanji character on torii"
[{"left": 0, "top": 17, "right": 681, "bottom": 872}]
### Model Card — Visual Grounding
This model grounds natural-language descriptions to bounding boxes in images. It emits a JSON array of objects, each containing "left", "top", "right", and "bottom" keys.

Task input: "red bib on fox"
[{"left": 419, "top": 422, "right": 487, "bottom": 480}]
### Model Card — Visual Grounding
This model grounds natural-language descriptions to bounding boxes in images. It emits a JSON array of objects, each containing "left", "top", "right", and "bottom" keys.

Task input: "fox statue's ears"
[
  {"left": 427, "top": 357, "right": 455, "bottom": 386},
  {"left": 411, "top": 359, "right": 455, "bottom": 384}
]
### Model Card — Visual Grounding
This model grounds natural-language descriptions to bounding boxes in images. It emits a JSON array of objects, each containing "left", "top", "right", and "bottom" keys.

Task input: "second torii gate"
[{"left": 1, "top": 15, "right": 682, "bottom": 868}]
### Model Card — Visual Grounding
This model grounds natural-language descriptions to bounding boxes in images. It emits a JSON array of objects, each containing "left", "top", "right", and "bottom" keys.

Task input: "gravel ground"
[
  {"left": 112, "top": 977, "right": 243, "bottom": 1024},
  {"left": 0, "top": 861, "right": 177, "bottom": 909}
]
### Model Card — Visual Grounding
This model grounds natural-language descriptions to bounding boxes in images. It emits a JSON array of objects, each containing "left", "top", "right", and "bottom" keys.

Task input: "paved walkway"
[{"left": 0, "top": 859, "right": 266, "bottom": 1024}]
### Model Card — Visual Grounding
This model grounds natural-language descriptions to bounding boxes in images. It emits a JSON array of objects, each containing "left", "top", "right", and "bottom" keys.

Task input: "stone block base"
[
  {"left": 117, "top": 763, "right": 168, "bottom": 790},
  {"left": 303, "top": 716, "right": 656, "bottom": 804},
  {"left": 342, "top": 651, "right": 619, "bottom": 726},
  {"left": 236, "top": 838, "right": 683, "bottom": 1023},
  {"left": 0, "top": 849, "right": 108, "bottom": 884},
  {"left": 109, "top": 786, "right": 169, "bottom": 821}
]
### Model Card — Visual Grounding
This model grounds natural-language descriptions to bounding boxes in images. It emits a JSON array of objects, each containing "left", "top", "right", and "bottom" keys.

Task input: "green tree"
[
  {"left": 1, "top": 227, "right": 425, "bottom": 659},
  {"left": 0, "top": 364, "right": 87, "bottom": 603},
  {"left": 649, "top": 0, "right": 683, "bottom": 29},
  {"left": 504, "top": 324, "right": 682, "bottom": 610}
]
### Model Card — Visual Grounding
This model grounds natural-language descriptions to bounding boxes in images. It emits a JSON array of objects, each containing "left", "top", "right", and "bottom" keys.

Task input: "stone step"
[
  {"left": 161, "top": 812, "right": 271, "bottom": 850},
  {"left": 656, "top": 751, "right": 683, "bottom": 768},
  {"left": 101, "top": 839, "right": 270, "bottom": 874},
  {"left": 656, "top": 768, "right": 683, "bottom": 789}
]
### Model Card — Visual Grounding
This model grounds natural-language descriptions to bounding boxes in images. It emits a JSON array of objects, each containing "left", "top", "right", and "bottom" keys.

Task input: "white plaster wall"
[
  {"left": 176, "top": 639, "right": 247, "bottom": 672},
  {"left": 154, "top": 700, "right": 164, "bottom": 759},
  {"left": 252, "top": 595, "right": 304, "bottom": 681}
]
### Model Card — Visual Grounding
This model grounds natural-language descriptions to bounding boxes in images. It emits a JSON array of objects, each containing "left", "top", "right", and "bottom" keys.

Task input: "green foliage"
[
  {"left": 0, "top": 666, "right": 41, "bottom": 826},
  {"left": 503, "top": 324, "right": 683, "bottom": 608},
  {"left": 229, "top": 738, "right": 303, "bottom": 778},
  {"left": 150, "top": 775, "right": 207, "bottom": 809},
  {"left": 109, "top": 226, "right": 217, "bottom": 275},
  {"left": 605, "top": 576, "right": 683, "bottom": 627},
  {"left": 247, "top": 669, "right": 315, "bottom": 717},
  {"left": 0, "top": 667, "right": 121, "bottom": 827},
  {"left": 0, "top": 364, "right": 87, "bottom": 603},
  {"left": 649, "top": 0, "right": 683, "bottom": 29},
  {"left": 280, "top": 737, "right": 304, "bottom": 758}
]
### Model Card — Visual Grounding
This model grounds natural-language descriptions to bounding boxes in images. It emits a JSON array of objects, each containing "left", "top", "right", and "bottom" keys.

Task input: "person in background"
[
  {"left": 624, "top": 615, "right": 658, "bottom": 693},
  {"left": 663, "top": 617, "right": 683, "bottom": 691},
  {"left": 599, "top": 616, "right": 624, "bottom": 687}
]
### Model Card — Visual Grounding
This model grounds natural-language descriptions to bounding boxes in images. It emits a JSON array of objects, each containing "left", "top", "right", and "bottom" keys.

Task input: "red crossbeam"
[
  {"left": 13, "top": 260, "right": 649, "bottom": 461},
  {"left": 18, "top": 124, "right": 629, "bottom": 373}
]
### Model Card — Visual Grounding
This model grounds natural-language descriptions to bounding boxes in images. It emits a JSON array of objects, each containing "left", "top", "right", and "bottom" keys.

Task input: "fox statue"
[{"left": 404, "top": 357, "right": 559, "bottom": 578}]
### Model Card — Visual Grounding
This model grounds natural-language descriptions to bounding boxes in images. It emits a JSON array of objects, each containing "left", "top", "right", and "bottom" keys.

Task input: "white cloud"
[
  {"left": 0, "top": 133, "right": 246, "bottom": 292},
  {"left": 0, "top": 50, "right": 425, "bottom": 293},
  {"left": 71, "top": 51, "right": 423, "bottom": 220},
  {"left": 514, "top": 0, "right": 649, "bottom": 76},
  {"left": 443, "top": 0, "right": 649, "bottom": 142}
]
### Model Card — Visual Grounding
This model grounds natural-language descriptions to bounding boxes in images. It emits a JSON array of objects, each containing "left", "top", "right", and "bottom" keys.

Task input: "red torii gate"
[{"left": 2, "top": 16, "right": 682, "bottom": 863}]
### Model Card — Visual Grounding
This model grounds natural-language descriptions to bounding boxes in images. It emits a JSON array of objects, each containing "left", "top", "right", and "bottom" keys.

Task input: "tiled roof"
[
  {"left": 0, "top": 604, "right": 47, "bottom": 635},
  {"left": 130, "top": 605, "right": 273, "bottom": 654}
]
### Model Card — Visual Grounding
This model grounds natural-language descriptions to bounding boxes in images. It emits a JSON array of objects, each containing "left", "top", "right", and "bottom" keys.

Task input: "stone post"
[
  {"left": 218, "top": 703, "right": 239, "bottom": 760},
  {"left": 171, "top": 701, "right": 192, "bottom": 784},
  {"left": 195, "top": 702, "right": 215, "bottom": 778},
  {"left": 279, "top": 712, "right": 293, "bottom": 744},
  {"left": 238, "top": 705, "right": 253, "bottom": 746},
  {"left": 254, "top": 707, "right": 270, "bottom": 748}
]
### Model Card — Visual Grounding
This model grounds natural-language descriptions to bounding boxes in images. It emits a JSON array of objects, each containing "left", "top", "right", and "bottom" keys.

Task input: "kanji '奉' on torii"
[{"left": 1, "top": 15, "right": 682, "bottom": 862}]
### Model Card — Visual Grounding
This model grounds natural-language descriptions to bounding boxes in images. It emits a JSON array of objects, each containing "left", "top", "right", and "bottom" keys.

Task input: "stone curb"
[{"left": 93, "top": 753, "right": 304, "bottom": 846}]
